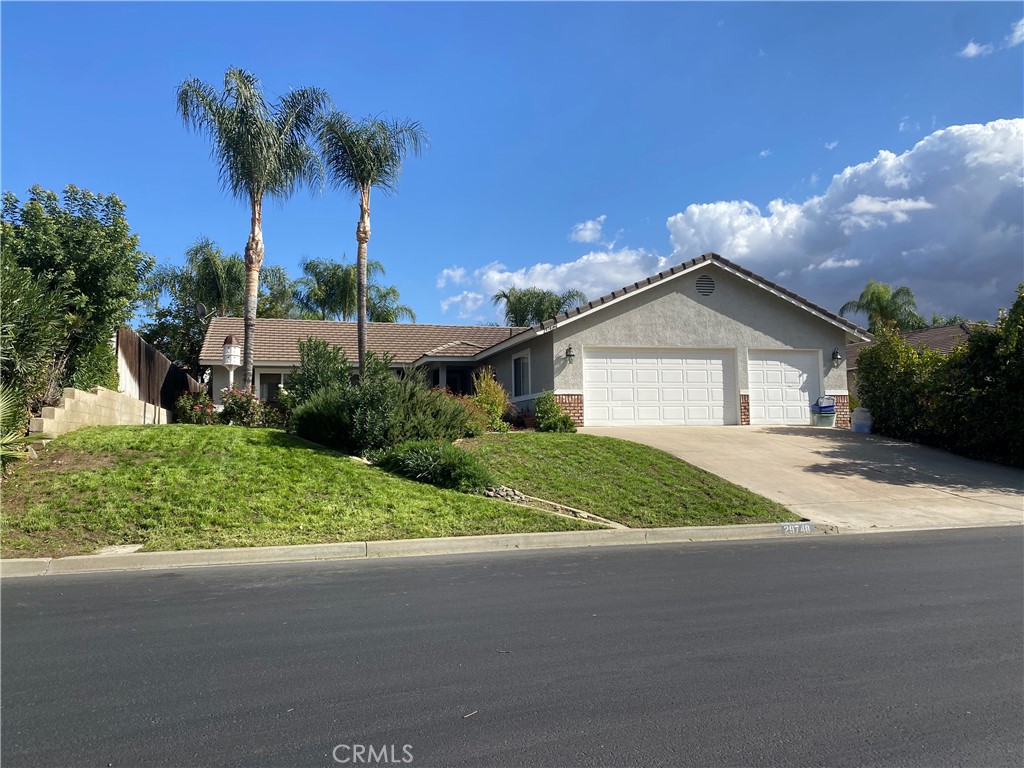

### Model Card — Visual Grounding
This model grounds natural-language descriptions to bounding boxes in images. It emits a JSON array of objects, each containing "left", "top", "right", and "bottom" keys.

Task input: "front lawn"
[
  {"left": 0, "top": 426, "right": 596, "bottom": 558},
  {"left": 462, "top": 432, "right": 799, "bottom": 528}
]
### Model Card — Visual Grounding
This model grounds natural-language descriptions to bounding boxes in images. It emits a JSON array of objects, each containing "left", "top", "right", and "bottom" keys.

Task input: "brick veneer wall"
[
  {"left": 554, "top": 394, "right": 584, "bottom": 427},
  {"left": 739, "top": 394, "right": 750, "bottom": 425},
  {"left": 834, "top": 394, "right": 850, "bottom": 429}
]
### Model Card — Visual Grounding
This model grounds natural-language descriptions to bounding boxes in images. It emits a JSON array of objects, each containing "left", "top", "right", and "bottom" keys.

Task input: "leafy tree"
[
  {"left": 1, "top": 185, "right": 153, "bottom": 406},
  {"left": 258, "top": 265, "right": 300, "bottom": 319},
  {"left": 319, "top": 113, "right": 427, "bottom": 375},
  {"left": 839, "top": 280, "right": 925, "bottom": 332},
  {"left": 368, "top": 284, "right": 416, "bottom": 323},
  {"left": 177, "top": 68, "right": 329, "bottom": 389},
  {"left": 929, "top": 312, "right": 973, "bottom": 328},
  {"left": 492, "top": 286, "right": 588, "bottom": 326},
  {"left": 288, "top": 337, "right": 351, "bottom": 403}
]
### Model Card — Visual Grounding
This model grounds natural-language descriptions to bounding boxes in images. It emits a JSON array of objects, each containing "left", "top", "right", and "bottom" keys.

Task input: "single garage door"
[
  {"left": 584, "top": 348, "right": 737, "bottom": 426},
  {"left": 747, "top": 350, "right": 820, "bottom": 425}
]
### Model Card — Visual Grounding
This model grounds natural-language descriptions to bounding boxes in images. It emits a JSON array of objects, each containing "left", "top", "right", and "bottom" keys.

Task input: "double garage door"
[
  {"left": 583, "top": 348, "right": 819, "bottom": 427},
  {"left": 584, "top": 349, "right": 737, "bottom": 426}
]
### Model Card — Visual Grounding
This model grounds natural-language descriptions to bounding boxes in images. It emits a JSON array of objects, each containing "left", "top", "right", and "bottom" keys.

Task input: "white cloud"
[
  {"left": 898, "top": 116, "right": 920, "bottom": 133},
  {"left": 759, "top": 149, "right": 772, "bottom": 158},
  {"left": 958, "top": 39, "right": 994, "bottom": 58},
  {"left": 440, "top": 290, "right": 485, "bottom": 320},
  {"left": 665, "top": 119, "right": 1024, "bottom": 320},
  {"left": 438, "top": 120, "right": 1022, "bottom": 326},
  {"left": 1008, "top": 18, "right": 1024, "bottom": 47},
  {"left": 825, "top": 140, "right": 839, "bottom": 150},
  {"left": 436, "top": 266, "right": 467, "bottom": 289},
  {"left": 810, "top": 172, "right": 820, "bottom": 186},
  {"left": 569, "top": 215, "right": 607, "bottom": 244}
]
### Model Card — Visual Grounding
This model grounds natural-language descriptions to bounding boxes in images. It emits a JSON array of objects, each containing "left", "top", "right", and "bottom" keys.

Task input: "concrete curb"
[{"left": 1, "top": 522, "right": 839, "bottom": 578}]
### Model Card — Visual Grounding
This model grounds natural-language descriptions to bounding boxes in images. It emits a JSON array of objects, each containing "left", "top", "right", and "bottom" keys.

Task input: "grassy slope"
[
  {"left": 463, "top": 432, "right": 799, "bottom": 528},
  {"left": 1, "top": 426, "right": 594, "bottom": 558}
]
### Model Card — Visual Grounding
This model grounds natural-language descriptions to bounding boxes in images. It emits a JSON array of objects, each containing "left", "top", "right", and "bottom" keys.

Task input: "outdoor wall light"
[
  {"left": 223, "top": 335, "right": 241, "bottom": 389},
  {"left": 831, "top": 347, "right": 843, "bottom": 367},
  {"left": 565, "top": 345, "right": 576, "bottom": 364}
]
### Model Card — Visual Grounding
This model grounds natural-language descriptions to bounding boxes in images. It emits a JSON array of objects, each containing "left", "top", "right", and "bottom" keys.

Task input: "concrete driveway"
[{"left": 581, "top": 426, "right": 1024, "bottom": 531}]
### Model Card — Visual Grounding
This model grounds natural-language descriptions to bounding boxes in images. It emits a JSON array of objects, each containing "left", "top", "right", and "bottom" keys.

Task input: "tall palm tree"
[
  {"left": 176, "top": 68, "right": 329, "bottom": 389},
  {"left": 368, "top": 284, "right": 417, "bottom": 323},
  {"left": 492, "top": 286, "right": 588, "bottom": 326},
  {"left": 839, "top": 280, "right": 925, "bottom": 332},
  {"left": 319, "top": 113, "right": 427, "bottom": 375}
]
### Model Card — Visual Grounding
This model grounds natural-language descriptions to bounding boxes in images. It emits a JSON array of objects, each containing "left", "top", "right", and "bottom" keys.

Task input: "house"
[
  {"left": 844, "top": 323, "right": 980, "bottom": 397},
  {"left": 200, "top": 253, "right": 871, "bottom": 428}
]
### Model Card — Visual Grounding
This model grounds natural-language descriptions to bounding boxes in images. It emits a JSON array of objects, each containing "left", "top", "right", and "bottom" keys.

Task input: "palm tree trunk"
[
  {"left": 355, "top": 188, "right": 371, "bottom": 378},
  {"left": 243, "top": 199, "right": 264, "bottom": 391}
]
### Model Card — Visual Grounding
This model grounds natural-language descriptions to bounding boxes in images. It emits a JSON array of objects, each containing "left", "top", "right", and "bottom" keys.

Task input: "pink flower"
[{"left": 193, "top": 405, "right": 201, "bottom": 411}]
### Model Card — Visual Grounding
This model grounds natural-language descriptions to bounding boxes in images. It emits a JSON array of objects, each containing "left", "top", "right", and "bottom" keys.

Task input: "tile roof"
[
  {"left": 844, "top": 323, "right": 985, "bottom": 370},
  {"left": 534, "top": 252, "right": 871, "bottom": 338},
  {"left": 199, "top": 317, "right": 527, "bottom": 366}
]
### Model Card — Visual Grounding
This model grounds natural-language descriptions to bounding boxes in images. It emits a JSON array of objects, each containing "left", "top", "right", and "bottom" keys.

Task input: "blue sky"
[{"left": 3, "top": 2, "right": 1022, "bottom": 324}]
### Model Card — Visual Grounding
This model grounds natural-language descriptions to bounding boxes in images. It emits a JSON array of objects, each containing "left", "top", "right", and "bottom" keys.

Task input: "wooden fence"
[{"left": 116, "top": 327, "right": 202, "bottom": 411}]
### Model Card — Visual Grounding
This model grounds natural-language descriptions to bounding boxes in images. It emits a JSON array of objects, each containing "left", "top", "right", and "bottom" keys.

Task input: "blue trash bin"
[{"left": 810, "top": 396, "right": 836, "bottom": 427}]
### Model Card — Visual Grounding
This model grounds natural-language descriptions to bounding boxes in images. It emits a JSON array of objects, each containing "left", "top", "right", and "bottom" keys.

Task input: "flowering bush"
[
  {"left": 470, "top": 367, "right": 513, "bottom": 432},
  {"left": 220, "top": 387, "right": 264, "bottom": 427},
  {"left": 174, "top": 390, "right": 218, "bottom": 425}
]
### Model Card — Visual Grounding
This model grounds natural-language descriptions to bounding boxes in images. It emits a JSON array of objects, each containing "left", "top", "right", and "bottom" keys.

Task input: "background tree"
[
  {"left": 368, "top": 284, "right": 416, "bottom": 323},
  {"left": 929, "top": 312, "right": 973, "bottom": 328},
  {"left": 1, "top": 185, "right": 153, "bottom": 407},
  {"left": 257, "top": 265, "right": 299, "bottom": 319},
  {"left": 319, "top": 113, "right": 427, "bottom": 375},
  {"left": 492, "top": 286, "right": 588, "bottom": 326},
  {"left": 294, "top": 257, "right": 383, "bottom": 321},
  {"left": 839, "top": 280, "right": 925, "bottom": 332},
  {"left": 177, "top": 68, "right": 329, "bottom": 389}
]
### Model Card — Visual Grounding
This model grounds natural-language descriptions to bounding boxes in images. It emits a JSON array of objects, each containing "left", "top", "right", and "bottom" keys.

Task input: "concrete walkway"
[{"left": 582, "top": 425, "right": 1024, "bottom": 531}]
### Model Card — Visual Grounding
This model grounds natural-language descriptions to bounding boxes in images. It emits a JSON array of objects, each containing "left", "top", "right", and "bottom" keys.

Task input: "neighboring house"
[
  {"left": 844, "top": 323, "right": 981, "bottom": 397},
  {"left": 200, "top": 253, "right": 871, "bottom": 428}
]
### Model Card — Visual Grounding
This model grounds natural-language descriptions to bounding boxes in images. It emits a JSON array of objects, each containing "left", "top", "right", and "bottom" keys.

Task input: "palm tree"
[
  {"left": 492, "top": 286, "right": 588, "bottom": 326},
  {"left": 839, "top": 280, "right": 925, "bottom": 332},
  {"left": 185, "top": 237, "right": 245, "bottom": 317},
  {"left": 294, "top": 257, "right": 384, "bottom": 321},
  {"left": 319, "top": 113, "right": 427, "bottom": 375},
  {"left": 177, "top": 68, "right": 329, "bottom": 389},
  {"left": 368, "top": 285, "right": 417, "bottom": 323}
]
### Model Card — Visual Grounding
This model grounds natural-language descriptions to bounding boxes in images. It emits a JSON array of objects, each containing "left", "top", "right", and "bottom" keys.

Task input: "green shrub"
[
  {"left": 174, "top": 389, "right": 218, "bottom": 425},
  {"left": 378, "top": 440, "right": 494, "bottom": 493},
  {"left": 220, "top": 388, "right": 264, "bottom": 428},
  {"left": 470, "top": 366, "right": 512, "bottom": 432},
  {"left": 290, "top": 387, "right": 354, "bottom": 449},
  {"left": 858, "top": 286, "right": 1024, "bottom": 467},
  {"left": 449, "top": 392, "right": 489, "bottom": 437},
  {"left": 534, "top": 391, "right": 577, "bottom": 433},
  {"left": 288, "top": 337, "right": 350, "bottom": 404}
]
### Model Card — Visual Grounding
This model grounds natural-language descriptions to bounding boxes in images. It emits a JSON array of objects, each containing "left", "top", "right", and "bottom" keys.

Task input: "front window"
[
  {"left": 513, "top": 354, "right": 530, "bottom": 398},
  {"left": 260, "top": 373, "right": 283, "bottom": 402}
]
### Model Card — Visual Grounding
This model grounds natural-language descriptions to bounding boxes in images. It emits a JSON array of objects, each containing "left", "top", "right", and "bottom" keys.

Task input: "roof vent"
[{"left": 695, "top": 274, "right": 715, "bottom": 297}]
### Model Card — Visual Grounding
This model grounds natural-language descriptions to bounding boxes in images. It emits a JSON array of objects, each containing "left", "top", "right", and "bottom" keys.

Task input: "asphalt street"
[{"left": 2, "top": 527, "right": 1022, "bottom": 767}]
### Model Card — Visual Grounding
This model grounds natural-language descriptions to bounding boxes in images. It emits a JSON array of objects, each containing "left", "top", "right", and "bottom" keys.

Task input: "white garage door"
[
  {"left": 584, "top": 348, "right": 737, "bottom": 426},
  {"left": 747, "top": 351, "right": 821, "bottom": 425}
]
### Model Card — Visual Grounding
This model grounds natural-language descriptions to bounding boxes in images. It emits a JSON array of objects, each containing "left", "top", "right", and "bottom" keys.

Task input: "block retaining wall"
[{"left": 29, "top": 387, "right": 173, "bottom": 438}]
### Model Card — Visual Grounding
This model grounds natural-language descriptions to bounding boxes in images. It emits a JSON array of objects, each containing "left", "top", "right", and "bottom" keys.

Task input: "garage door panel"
[
  {"left": 747, "top": 351, "right": 820, "bottom": 426},
  {"left": 584, "top": 348, "right": 736, "bottom": 426}
]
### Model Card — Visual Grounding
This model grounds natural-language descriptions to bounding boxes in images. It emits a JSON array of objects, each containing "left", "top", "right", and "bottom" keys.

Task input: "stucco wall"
[
  {"left": 551, "top": 265, "right": 849, "bottom": 393},
  {"left": 483, "top": 334, "right": 554, "bottom": 412}
]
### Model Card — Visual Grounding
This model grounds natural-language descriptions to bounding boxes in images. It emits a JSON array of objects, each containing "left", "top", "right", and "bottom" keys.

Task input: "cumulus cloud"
[
  {"left": 666, "top": 119, "right": 1024, "bottom": 320},
  {"left": 569, "top": 215, "right": 607, "bottom": 244},
  {"left": 438, "top": 120, "right": 1022, "bottom": 324},
  {"left": 440, "top": 290, "right": 485, "bottom": 320},
  {"left": 958, "top": 39, "right": 994, "bottom": 58},
  {"left": 436, "top": 266, "right": 467, "bottom": 289},
  {"left": 1008, "top": 18, "right": 1024, "bottom": 47}
]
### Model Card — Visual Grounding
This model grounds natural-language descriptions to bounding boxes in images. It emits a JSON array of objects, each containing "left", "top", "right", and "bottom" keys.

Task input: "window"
[
  {"left": 260, "top": 373, "right": 283, "bottom": 402},
  {"left": 513, "top": 354, "right": 530, "bottom": 398}
]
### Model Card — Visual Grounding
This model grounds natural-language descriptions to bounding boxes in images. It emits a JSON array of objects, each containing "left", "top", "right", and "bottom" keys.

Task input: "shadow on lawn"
[{"left": 760, "top": 426, "right": 1024, "bottom": 496}]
